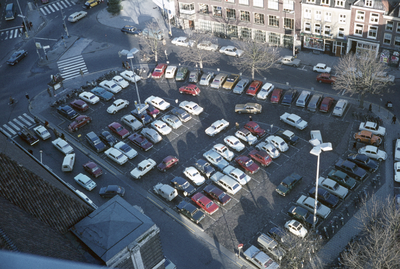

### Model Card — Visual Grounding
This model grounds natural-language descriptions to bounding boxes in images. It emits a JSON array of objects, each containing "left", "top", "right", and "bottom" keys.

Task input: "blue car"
[
  {"left": 57, "top": 105, "right": 78, "bottom": 119},
  {"left": 91, "top": 87, "right": 114, "bottom": 101},
  {"left": 308, "top": 187, "right": 339, "bottom": 208}
]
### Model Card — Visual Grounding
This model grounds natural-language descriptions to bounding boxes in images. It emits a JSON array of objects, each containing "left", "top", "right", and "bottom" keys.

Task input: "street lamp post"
[
  {"left": 310, "top": 141, "right": 333, "bottom": 230},
  {"left": 126, "top": 48, "right": 143, "bottom": 111}
]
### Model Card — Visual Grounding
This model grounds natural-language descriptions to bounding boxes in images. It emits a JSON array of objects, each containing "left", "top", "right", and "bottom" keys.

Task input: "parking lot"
[{"left": 26, "top": 69, "right": 385, "bottom": 258}]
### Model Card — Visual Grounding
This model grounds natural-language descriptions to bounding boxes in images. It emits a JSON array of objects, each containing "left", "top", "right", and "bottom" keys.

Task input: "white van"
[
  {"left": 62, "top": 153, "right": 76, "bottom": 172},
  {"left": 153, "top": 183, "right": 178, "bottom": 201},
  {"left": 211, "top": 172, "right": 242, "bottom": 195},
  {"left": 68, "top": 11, "right": 87, "bottom": 22}
]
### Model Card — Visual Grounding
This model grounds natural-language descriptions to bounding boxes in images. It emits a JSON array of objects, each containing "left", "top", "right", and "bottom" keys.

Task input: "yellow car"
[
  {"left": 222, "top": 74, "right": 240, "bottom": 90},
  {"left": 85, "top": 0, "right": 100, "bottom": 9}
]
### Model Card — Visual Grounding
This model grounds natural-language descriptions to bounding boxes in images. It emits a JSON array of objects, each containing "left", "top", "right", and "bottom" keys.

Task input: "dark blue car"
[
  {"left": 57, "top": 105, "right": 78, "bottom": 119},
  {"left": 308, "top": 187, "right": 339, "bottom": 208},
  {"left": 91, "top": 87, "right": 114, "bottom": 101}
]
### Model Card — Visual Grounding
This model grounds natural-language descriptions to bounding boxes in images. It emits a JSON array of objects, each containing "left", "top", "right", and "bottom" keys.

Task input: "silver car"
[
  {"left": 296, "top": 90, "right": 311, "bottom": 108},
  {"left": 141, "top": 127, "right": 162, "bottom": 143},
  {"left": 332, "top": 99, "right": 348, "bottom": 117},
  {"left": 210, "top": 73, "right": 227, "bottom": 89},
  {"left": 162, "top": 114, "right": 182, "bottom": 129},
  {"left": 233, "top": 79, "right": 249, "bottom": 94},
  {"left": 199, "top": 72, "right": 214, "bottom": 86},
  {"left": 307, "top": 94, "right": 322, "bottom": 112}
]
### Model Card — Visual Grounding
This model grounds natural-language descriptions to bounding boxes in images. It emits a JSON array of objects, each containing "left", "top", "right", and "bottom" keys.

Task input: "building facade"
[{"left": 379, "top": 2, "right": 400, "bottom": 66}]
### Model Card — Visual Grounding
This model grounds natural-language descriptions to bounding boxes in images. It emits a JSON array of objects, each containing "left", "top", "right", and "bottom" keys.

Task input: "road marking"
[
  {"left": 13, "top": 118, "right": 25, "bottom": 128},
  {"left": 18, "top": 116, "right": 32, "bottom": 126},
  {"left": 60, "top": 1, "right": 68, "bottom": 8},
  {"left": 0, "top": 127, "right": 11, "bottom": 137},
  {"left": 3, "top": 124, "right": 16, "bottom": 135},
  {"left": 8, "top": 121, "right": 20, "bottom": 131},
  {"left": 56, "top": 2, "right": 64, "bottom": 9},
  {"left": 23, "top": 113, "right": 35, "bottom": 123}
]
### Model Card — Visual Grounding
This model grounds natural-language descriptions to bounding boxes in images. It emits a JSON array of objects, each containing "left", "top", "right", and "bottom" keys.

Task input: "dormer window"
[
  {"left": 365, "top": 0, "right": 373, "bottom": 7},
  {"left": 321, "top": 0, "right": 330, "bottom": 5}
]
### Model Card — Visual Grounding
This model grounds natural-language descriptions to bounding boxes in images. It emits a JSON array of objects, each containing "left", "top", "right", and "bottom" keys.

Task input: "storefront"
[
  {"left": 302, "top": 35, "right": 324, "bottom": 51},
  {"left": 346, "top": 37, "right": 379, "bottom": 56},
  {"left": 379, "top": 49, "right": 400, "bottom": 67}
]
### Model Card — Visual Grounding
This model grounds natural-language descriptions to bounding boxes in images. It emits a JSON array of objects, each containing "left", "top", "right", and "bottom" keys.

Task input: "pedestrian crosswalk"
[
  {"left": 57, "top": 55, "right": 89, "bottom": 80},
  {"left": 39, "top": 0, "right": 76, "bottom": 16},
  {"left": 0, "top": 113, "right": 36, "bottom": 138},
  {"left": 0, "top": 28, "right": 23, "bottom": 41}
]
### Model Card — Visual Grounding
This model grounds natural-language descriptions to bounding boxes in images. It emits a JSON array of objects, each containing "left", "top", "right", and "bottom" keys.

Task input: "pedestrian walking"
[
  {"left": 368, "top": 104, "right": 372, "bottom": 112},
  {"left": 25, "top": 93, "right": 30, "bottom": 103},
  {"left": 122, "top": 61, "right": 126, "bottom": 69},
  {"left": 235, "top": 122, "right": 239, "bottom": 130},
  {"left": 392, "top": 115, "right": 397, "bottom": 124},
  {"left": 61, "top": 133, "right": 65, "bottom": 140},
  {"left": 249, "top": 115, "right": 252, "bottom": 121},
  {"left": 44, "top": 121, "right": 49, "bottom": 128},
  {"left": 29, "top": 22, "right": 33, "bottom": 29},
  {"left": 353, "top": 142, "right": 357, "bottom": 150},
  {"left": 47, "top": 88, "right": 52, "bottom": 97},
  {"left": 125, "top": 61, "right": 130, "bottom": 70}
]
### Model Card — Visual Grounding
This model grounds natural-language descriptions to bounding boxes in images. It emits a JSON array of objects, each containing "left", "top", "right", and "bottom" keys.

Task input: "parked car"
[
  {"left": 287, "top": 206, "right": 316, "bottom": 229},
  {"left": 104, "top": 148, "right": 128, "bottom": 165},
  {"left": 280, "top": 113, "right": 308, "bottom": 130},
  {"left": 114, "top": 141, "right": 138, "bottom": 159},
  {"left": 86, "top": 131, "right": 107, "bottom": 152},
  {"left": 267, "top": 226, "right": 294, "bottom": 251},
  {"left": 235, "top": 128, "right": 257, "bottom": 145},
  {"left": 296, "top": 195, "right": 331, "bottom": 219},
  {"left": 188, "top": 69, "right": 203, "bottom": 83},
  {"left": 79, "top": 91, "right": 100, "bottom": 104},
  {"left": 279, "top": 55, "right": 301, "bottom": 67},
  {"left": 153, "top": 183, "right": 178, "bottom": 201},
  {"left": 327, "top": 169, "right": 357, "bottom": 189},
  {"left": 235, "top": 155, "right": 260, "bottom": 174},
  {"left": 219, "top": 46, "right": 244, "bottom": 57},
  {"left": 319, "top": 97, "right": 334, "bottom": 112},
  {"left": 131, "top": 107, "right": 152, "bottom": 125},
  {"left": 358, "top": 145, "right": 387, "bottom": 161},
  {"left": 270, "top": 88, "right": 283, "bottom": 103},
  {"left": 108, "top": 122, "right": 130, "bottom": 139},
  {"left": 205, "top": 119, "right": 229, "bottom": 137},
  {"left": 248, "top": 149, "right": 272, "bottom": 167},
  {"left": 203, "top": 185, "right": 231, "bottom": 206},
  {"left": 233, "top": 79, "right": 249, "bottom": 94},
  {"left": 74, "top": 173, "right": 96, "bottom": 191},
  {"left": 394, "top": 162, "right": 400, "bottom": 183},
  {"left": 68, "top": 115, "right": 91, "bottom": 132},
  {"left": 128, "top": 133, "right": 153, "bottom": 151},
  {"left": 197, "top": 40, "right": 218, "bottom": 51},
  {"left": 319, "top": 177, "right": 349, "bottom": 199},
  {"left": 347, "top": 153, "right": 379, "bottom": 173},
  {"left": 265, "top": 135, "right": 289, "bottom": 152},
  {"left": 152, "top": 63, "right": 168, "bottom": 78},
  {"left": 171, "top": 176, "right": 196, "bottom": 196},
  {"left": 354, "top": 130, "right": 382, "bottom": 146},
  {"left": 307, "top": 94, "right": 323, "bottom": 112},
  {"left": 130, "top": 158, "right": 156, "bottom": 179},
  {"left": 179, "top": 84, "right": 200, "bottom": 96},
  {"left": 224, "top": 135, "right": 245, "bottom": 152},
  {"left": 176, "top": 67, "right": 189, "bottom": 81},
  {"left": 199, "top": 72, "right": 214, "bottom": 86},
  {"left": 99, "top": 185, "right": 125, "bottom": 198},
  {"left": 395, "top": 139, "right": 400, "bottom": 161},
  {"left": 308, "top": 187, "right": 339, "bottom": 208},
  {"left": 281, "top": 89, "right": 297, "bottom": 106},
  {"left": 70, "top": 99, "right": 89, "bottom": 112},
  {"left": 210, "top": 73, "right": 227, "bottom": 89},
  {"left": 332, "top": 99, "right": 348, "bottom": 117},
  {"left": 57, "top": 105, "right": 78, "bottom": 120},
  {"left": 257, "top": 233, "right": 286, "bottom": 261},
  {"left": 222, "top": 74, "right": 240, "bottom": 90},
  {"left": 275, "top": 173, "right": 302, "bottom": 196},
  {"left": 121, "top": 25, "right": 142, "bottom": 35},
  {"left": 256, "top": 142, "right": 280, "bottom": 159},
  {"left": 162, "top": 114, "right": 182, "bottom": 129},
  {"left": 296, "top": 90, "right": 311, "bottom": 107},
  {"left": 145, "top": 95, "right": 170, "bottom": 111},
  {"left": 112, "top": 75, "right": 129, "bottom": 88},
  {"left": 244, "top": 121, "right": 266, "bottom": 138},
  {"left": 313, "top": 63, "right": 331, "bottom": 73},
  {"left": 243, "top": 245, "right": 279, "bottom": 269},
  {"left": 373, "top": 71, "right": 395, "bottom": 83},
  {"left": 276, "top": 129, "right": 299, "bottom": 145},
  {"left": 99, "top": 130, "right": 118, "bottom": 147},
  {"left": 203, "top": 150, "right": 229, "bottom": 171},
  {"left": 157, "top": 156, "right": 179, "bottom": 172},
  {"left": 99, "top": 80, "right": 122, "bottom": 94},
  {"left": 359, "top": 121, "right": 386, "bottom": 136},
  {"left": 257, "top": 82, "right": 274, "bottom": 100},
  {"left": 183, "top": 166, "right": 205, "bottom": 186},
  {"left": 246, "top": 80, "right": 262, "bottom": 96},
  {"left": 151, "top": 120, "right": 172, "bottom": 135},
  {"left": 284, "top": 220, "right": 308, "bottom": 238},
  {"left": 176, "top": 201, "right": 205, "bottom": 224},
  {"left": 191, "top": 192, "right": 219, "bottom": 215},
  {"left": 107, "top": 99, "right": 129, "bottom": 114},
  {"left": 121, "top": 114, "right": 143, "bottom": 131},
  {"left": 141, "top": 127, "right": 162, "bottom": 143},
  {"left": 223, "top": 165, "right": 251, "bottom": 185},
  {"left": 335, "top": 158, "right": 368, "bottom": 180},
  {"left": 120, "top": 70, "right": 141, "bottom": 83},
  {"left": 235, "top": 103, "right": 262, "bottom": 114},
  {"left": 316, "top": 73, "right": 336, "bottom": 84},
  {"left": 171, "top": 107, "right": 192, "bottom": 122},
  {"left": 179, "top": 101, "right": 204, "bottom": 115},
  {"left": 212, "top": 143, "right": 234, "bottom": 161},
  {"left": 171, "top": 36, "right": 195, "bottom": 47},
  {"left": 83, "top": 161, "right": 103, "bottom": 178},
  {"left": 194, "top": 159, "right": 215, "bottom": 178},
  {"left": 91, "top": 87, "right": 114, "bottom": 101}
]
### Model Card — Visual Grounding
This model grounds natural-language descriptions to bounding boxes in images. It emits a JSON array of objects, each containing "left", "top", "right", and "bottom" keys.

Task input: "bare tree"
[
  {"left": 333, "top": 50, "right": 391, "bottom": 108},
  {"left": 176, "top": 34, "right": 221, "bottom": 69},
  {"left": 340, "top": 196, "right": 400, "bottom": 269},
  {"left": 232, "top": 41, "right": 280, "bottom": 80},
  {"left": 139, "top": 22, "right": 164, "bottom": 63}
]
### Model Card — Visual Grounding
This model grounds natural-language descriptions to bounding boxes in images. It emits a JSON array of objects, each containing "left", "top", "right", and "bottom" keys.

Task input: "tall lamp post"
[
  {"left": 310, "top": 141, "right": 332, "bottom": 230},
  {"left": 124, "top": 48, "right": 143, "bottom": 111}
]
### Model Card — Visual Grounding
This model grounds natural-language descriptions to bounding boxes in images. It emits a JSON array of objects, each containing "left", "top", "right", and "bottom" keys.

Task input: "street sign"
[{"left": 238, "top": 244, "right": 243, "bottom": 249}]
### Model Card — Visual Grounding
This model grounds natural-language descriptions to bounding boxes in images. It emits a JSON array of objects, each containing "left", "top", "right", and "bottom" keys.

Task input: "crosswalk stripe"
[
  {"left": 56, "top": 2, "right": 64, "bottom": 9},
  {"left": 0, "top": 128, "right": 11, "bottom": 138},
  {"left": 18, "top": 116, "right": 32, "bottom": 126},
  {"left": 58, "top": 55, "right": 89, "bottom": 80},
  {"left": 5, "top": 31, "right": 9, "bottom": 40},
  {"left": 60, "top": 1, "right": 68, "bottom": 8},
  {"left": 40, "top": 7, "right": 47, "bottom": 15},
  {"left": 53, "top": 3, "right": 59, "bottom": 11},
  {"left": 23, "top": 113, "right": 35, "bottom": 123},
  {"left": 8, "top": 121, "right": 20, "bottom": 131},
  {"left": 13, "top": 119, "right": 25, "bottom": 128},
  {"left": 13, "top": 29, "right": 18, "bottom": 38},
  {"left": 3, "top": 124, "right": 16, "bottom": 135}
]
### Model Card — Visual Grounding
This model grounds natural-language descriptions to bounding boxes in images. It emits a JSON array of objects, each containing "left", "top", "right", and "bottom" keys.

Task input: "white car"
[
  {"left": 224, "top": 136, "right": 245, "bottom": 152},
  {"left": 162, "top": 114, "right": 182, "bottom": 129},
  {"left": 107, "top": 99, "right": 129, "bottom": 114},
  {"left": 151, "top": 120, "right": 172, "bottom": 135},
  {"left": 120, "top": 70, "right": 141, "bottom": 83},
  {"left": 359, "top": 121, "right": 386, "bottom": 136},
  {"left": 121, "top": 114, "right": 143, "bottom": 131},
  {"left": 52, "top": 138, "right": 74, "bottom": 154},
  {"left": 179, "top": 101, "right": 203, "bottom": 115},
  {"left": 203, "top": 150, "right": 229, "bottom": 171},
  {"left": 33, "top": 125, "right": 51, "bottom": 140},
  {"left": 183, "top": 166, "right": 205, "bottom": 186},
  {"left": 358, "top": 145, "right": 387, "bottom": 161},
  {"left": 296, "top": 90, "right": 311, "bottom": 108},
  {"left": 130, "top": 158, "right": 156, "bottom": 179},
  {"left": 199, "top": 72, "right": 214, "bottom": 86},
  {"left": 105, "top": 148, "right": 128, "bottom": 165},
  {"left": 219, "top": 46, "right": 244, "bottom": 57},
  {"left": 256, "top": 142, "right": 280, "bottom": 159},
  {"left": 319, "top": 177, "right": 348, "bottom": 199},
  {"left": 313, "top": 63, "right": 331, "bottom": 73},
  {"left": 197, "top": 41, "right": 218, "bottom": 51},
  {"left": 223, "top": 165, "right": 251, "bottom": 185},
  {"left": 171, "top": 36, "right": 195, "bottom": 47},
  {"left": 256, "top": 82, "right": 274, "bottom": 100},
  {"left": 74, "top": 173, "right": 96, "bottom": 191},
  {"left": 332, "top": 99, "right": 348, "bottom": 117},
  {"left": 394, "top": 162, "right": 400, "bottom": 182},
  {"left": 265, "top": 135, "right": 289, "bottom": 152},
  {"left": 112, "top": 75, "right": 129, "bottom": 88},
  {"left": 99, "top": 80, "right": 122, "bottom": 94},
  {"left": 395, "top": 139, "right": 400, "bottom": 162},
  {"left": 114, "top": 141, "right": 138, "bottom": 159},
  {"left": 280, "top": 113, "right": 308, "bottom": 130},
  {"left": 165, "top": 66, "right": 177, "bottom": 79},
  {"left": 145, "top": 95, "right": 170, "bottom": 111},
  {"left": 235, "top": 129, "right": 257, "bottom": 145},
  {"left": 141, "top": 127, "right": 162, "bottom": 143},
  {"left": 205, "top": 119, "right": 229, "bottom": 137},
  {"left": 296, "top": 195, "right": 331, "bottom": 219},
  {"left": 213, "top": 143, "right": 234, "bottom": 161},
  {"left": 79, "top": 91, "right": 100, "bottom": 104},
  {"left": 284, "top": 220, "right": 308, "bottom": 238}
]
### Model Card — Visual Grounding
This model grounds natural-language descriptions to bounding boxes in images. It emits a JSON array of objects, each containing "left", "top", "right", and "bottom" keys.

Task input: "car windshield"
[
  {"left": 155, "top": 68, "right": 162, "bottom": 72},
  {"left": 89, "top": 95, "right": 95, "bottom": 99},
  {"left": 116, "top": 126, "right": 123, "bottom": 132},
  {"left": 206, "top": 202, "right": 213, "bottom": 208},
  {"left": 192, "top": 104, "right": 198, "bottom": 110},
  {"left": 245, "top": 160, "right": 254, "bottom": 167},
  {"left": 232, "top": 140, "right": 239, "bottom": 145},
  {"left": 215, "top": 156, "right": 222, "bottom": 162},
  {"left": 237, "top": 85, "right": 242, "bottom": 88},
  {"left": 92, "top": 166, "right": 99, "bottom": 172},
  {"left": 182, "top": 181, "right": 189, "bottom": 188},
  {"left": 239, "top": 173, "right": 246, "bottom": 179},
  {"left": 111, "top": 84, "right": 117, "bottom": 88}
]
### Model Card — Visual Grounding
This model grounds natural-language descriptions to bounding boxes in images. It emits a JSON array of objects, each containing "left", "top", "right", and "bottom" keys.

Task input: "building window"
[
  {"left": 241, "top": 27, "right": 252, "bottom": 39},
  {"left": 314, "top": 23, "right": 321, "bottom": 34},
  {"left": 198, "top": 20, "right": 212, "bottom": 32},
  {"left": 254, "top": 13, "right": 265, "bottom": 24},
  {"left": 315, "top": 11, "right": 322, "bottom": 21},
  {"left": 397, "top": 23, "right": 400, "bottom": 33},
  {"left": 226, "top": 8, "right": 236, "bottom": 19},
  {"left": 337, "top": 27, "right": 345, "bottom": 38},
  {"left": 254, "top": 30, "right": 266, "bottom": 42},
  {"left": 335, "top": 0, "right": 344, "bottom": 7},
  {"left": 355, "top": 24, "right": 363, "bottom": 36},
  {"left": 180, "top": 3, "right": 195, "bottom": 13},
  {"left": 253, "top": 0, "right": 263, "bottom": 8},
  {"left": 304, "top": 22, "right": 311, "bottom": 32},
  {"left": 239, "top": 0, "right": 249, "bottom": 5},
  {"left": 383, "top": 33, "right": 391, "bottom": 45},
  {"left": 306, "top": 0, "right": 315, "bottom": 3},
  {"left": 365, "top": 0, "right": 373, "bottom": 7},
  {"left": 321, "top": 0, "right": 330, "bottom": 5},
  {"left": 324, "top": 25, "right": 331, "bottom": 36},
  {"left": 199, "top": 4, "right": 208, "bottom": 14},
  {"left": 226, "top": 0, "right": 235, "bottom": 2},
  {"left": 370, "top": 13, "right": 379, "bottom": 23},
  {"left": 240, "top": 10, "right": 250, "bottom": 21},
  {"left": 304, "top": 9, "right": 311, "bottom": 19},
  {"left": 283, "top": 0, "right": 293, "bottom": 10},
  {"left": 356, "top": 11, "right": 365, "bottom": 22},
  {"left": 325, "top": 12, "right": 332, "bottom": 22},
  {"left": 269, "top": 32, "right": 280, "bottom": 45},
  {"left": 227, "top": 25, "right": 238, "bottom": 37},
  {"left": 368, "top": 26, "right": 377, "bottom": 38},
  {"left": 386, "top": 21, "right": 393, "bottom": 31},
  {"left": 284, "top": 18, "right": 294, "bottom": 29},
  {"left": 339, "top": 14, "right": 346, "bottom": 23},
  {"left": 269, "top": 15, "right": 279, "bottom": 27},
  {"left": 268, "top": 0, "right": 278, "bottom": 10},
  {"left": 395, "top": 36, "right": 400, "bottom": 47},
  {"left": 213, "top": 6, "right": 223, "bottom": 17}
]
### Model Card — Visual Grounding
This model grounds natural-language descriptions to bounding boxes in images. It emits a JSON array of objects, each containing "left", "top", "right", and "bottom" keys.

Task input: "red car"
[
  {"left": 270, "top": 88, "right": 283, "bottom": 103},
  {"left": 128, "top": 133, "right": 153, "bottom": 151},
  {"left": 68, "top": 115, "right": 91, "bottom": 132},
  {"left": 316, "top": 73, "right": 336, "bottom": 84},
  {"left": 83, "top": 161, "right": 103, "bottom": 177},
  {"left": 191, "top": 192, "right": 219, "bottom": 215},
  {"left": 244, "top": 121, "right": 266, "bottom": 138},
  {"left": 70, "top": 99, "right": 89, "bottom": 112},
  {"left": 203, "top": 184, "right": 231, "bottom": 206},
  {"left": 235, "top": 155, "right": 260, "bottom": 174},
  {"left": 179, "top": 84, "right": 200, "bottom": 96},
  {"left": 246, "top": 80, "right": 262, "bottom": 96},
  {"left": 319, "top": 97, "right": 335, "bottom": 112},
  {"left": 152, "top": 63, "right": 168, "bottom": 78},
  {"left": 157, "top": 155, "right": 179, "bottom": 172},
  {"left": 108, "top": 122, "right": 130, "bottom": 139},
  {"left": 248, "top": 149, "right": 272, "bottom": 167},
  {"left": 146, "top": 104, "right": 160, "bottom": 119}
]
